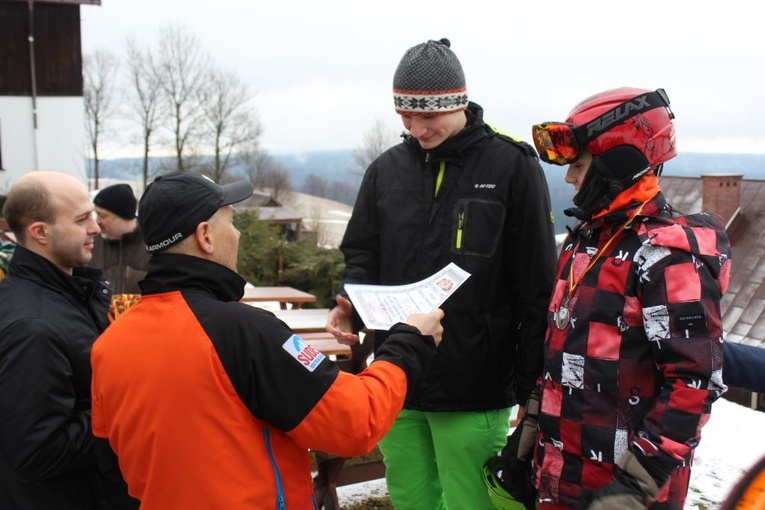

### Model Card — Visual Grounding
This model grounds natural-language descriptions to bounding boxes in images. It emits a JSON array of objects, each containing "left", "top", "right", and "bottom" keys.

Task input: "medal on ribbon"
[
  {"left": 555, "top": 200, "right": 650, "bottom": 332},
  {"left": 555, "top": 304, "right": 570, "bottom": 330}
]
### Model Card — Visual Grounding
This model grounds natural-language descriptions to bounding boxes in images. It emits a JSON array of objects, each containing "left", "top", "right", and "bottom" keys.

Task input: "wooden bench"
[{"left": 299, "top": 332, "right": 351, "bottom": 358}]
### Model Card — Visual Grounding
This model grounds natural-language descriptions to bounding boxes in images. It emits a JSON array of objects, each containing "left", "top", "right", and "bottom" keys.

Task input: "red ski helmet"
[
  {"left": 565, "top": 87, "right": 676, "bottom": 167},
  {"left": 532, "top": 87, "right": 676, "bottom": 214}
]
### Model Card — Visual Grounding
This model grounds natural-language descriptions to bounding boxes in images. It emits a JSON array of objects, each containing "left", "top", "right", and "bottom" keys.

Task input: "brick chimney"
[{"left": 701, "top": 174, "right": 742, "bottom": 224}]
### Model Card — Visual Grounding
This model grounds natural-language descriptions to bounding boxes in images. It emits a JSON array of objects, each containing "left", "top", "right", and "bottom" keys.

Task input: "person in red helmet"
[{"left": 486, "top": 87, "right": 732, "bottom": 510}]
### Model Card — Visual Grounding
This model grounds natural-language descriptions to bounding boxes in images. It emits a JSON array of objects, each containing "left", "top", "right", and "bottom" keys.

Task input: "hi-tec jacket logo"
[
  {"left": 283, "top": 334, "right": 325, "bottom": 372},
  {"left": 585, "top": 95, "right": 651, "bottom": 138}
]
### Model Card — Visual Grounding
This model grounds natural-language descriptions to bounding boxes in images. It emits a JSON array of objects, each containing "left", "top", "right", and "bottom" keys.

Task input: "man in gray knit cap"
[{"left": 327, "top": 38, "right": 558, "bottom": 509}]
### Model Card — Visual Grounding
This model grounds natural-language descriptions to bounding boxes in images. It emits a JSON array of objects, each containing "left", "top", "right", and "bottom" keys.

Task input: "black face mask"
[
  {"left": 572, "top": 162, "right": 610, "bottom": 215},
  {"left": 573, "top": 146, "right": 652, "bottom": 215}
]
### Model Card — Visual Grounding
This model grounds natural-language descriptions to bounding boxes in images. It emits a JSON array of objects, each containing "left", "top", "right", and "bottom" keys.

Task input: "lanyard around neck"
[{"left": 566, "top": 199, "right": 649, "bottom": 300}]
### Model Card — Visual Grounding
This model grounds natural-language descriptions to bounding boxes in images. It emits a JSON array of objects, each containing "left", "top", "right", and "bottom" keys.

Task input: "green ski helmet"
[{"left": 483, "top": 456, "right": 530, "bottom": 510}]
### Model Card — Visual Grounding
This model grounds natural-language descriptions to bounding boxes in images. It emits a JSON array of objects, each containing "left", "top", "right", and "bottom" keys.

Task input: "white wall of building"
[{"left": 0, "top": 96, "right": 87, "bottom": 192}]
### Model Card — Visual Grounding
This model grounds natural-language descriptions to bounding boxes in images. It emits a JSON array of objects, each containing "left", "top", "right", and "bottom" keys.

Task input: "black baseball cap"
[{"left": 139, "top": 171, "right": 254, "bottom": 253}]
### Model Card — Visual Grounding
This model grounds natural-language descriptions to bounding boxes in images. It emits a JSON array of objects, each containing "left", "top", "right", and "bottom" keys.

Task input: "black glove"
[
  {"left": 493, "top": 397, "right": 540, "bottom": 510},
  {"left": 582, "top": 434, "right": 679, "bottom": 510}
]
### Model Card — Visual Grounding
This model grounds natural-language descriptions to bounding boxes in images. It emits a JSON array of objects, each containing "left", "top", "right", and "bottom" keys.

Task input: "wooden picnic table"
[
  {"left": 269, "top": 308, "right": 331, "bottom": 333},
  {"left": 298, "top": 332, "right": 352, "bottom": 358},
  {"left": 243, "top": 306, "right": 350, "bottom": 357},
  {"left": 240, "top": 285, "right": 317, "bottom": 309}
]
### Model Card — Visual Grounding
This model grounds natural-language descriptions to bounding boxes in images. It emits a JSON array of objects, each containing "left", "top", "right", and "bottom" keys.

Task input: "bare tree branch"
[
  {"left": 83, "top": 49, "right": 120, "bottom": 189},
  {"left": 239, "top": 146, "right": 294, "bottom": 201},
  {"left": 351, "top": 119, "right": 400, "bottom": 175},
  {"left": 125, "top": 36, "right": 163, "bottom": 190},
  {"left": 303, "top": 173, "right": 330, "bottom": 198},
  {"left": 198, "top": 67, "right": 262, "bottom": 182},
  {"left": 154, "top": 24, "right": 210, "bottom": 172}
]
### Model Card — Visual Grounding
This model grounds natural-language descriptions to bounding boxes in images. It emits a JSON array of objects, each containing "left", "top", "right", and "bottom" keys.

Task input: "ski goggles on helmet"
[
  {"left": 532, "top": 88, "right": 673, "bottom": 166},
  {"left": 531, "top": 122, "right": 583, "bottom": 165}
]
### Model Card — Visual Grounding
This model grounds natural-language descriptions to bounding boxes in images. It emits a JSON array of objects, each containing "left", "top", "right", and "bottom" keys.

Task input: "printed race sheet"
[{"left": 345, "top": 263, "right": 470, "bottom": 330}]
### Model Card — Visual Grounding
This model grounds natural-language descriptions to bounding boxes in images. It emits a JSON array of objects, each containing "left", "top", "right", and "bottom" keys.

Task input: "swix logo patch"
[{"left": 282, "top": 334, "right": 325, "bottom": 372}]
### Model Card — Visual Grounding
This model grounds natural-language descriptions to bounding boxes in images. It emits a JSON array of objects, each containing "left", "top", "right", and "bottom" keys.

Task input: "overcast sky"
[{"left": 80, "top": 0, "right": 765, "bottom": 156}]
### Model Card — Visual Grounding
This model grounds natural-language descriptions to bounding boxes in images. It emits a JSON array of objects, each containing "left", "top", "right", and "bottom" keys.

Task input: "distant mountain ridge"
[
  {"left": 96, "top": 151, "right": 765, "bottom": 236},
  {"left": 95, "top": 150, "right": 358, "bottom": 189}
]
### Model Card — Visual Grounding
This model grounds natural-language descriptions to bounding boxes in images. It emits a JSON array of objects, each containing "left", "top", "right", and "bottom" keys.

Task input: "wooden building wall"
[{"left": 0, "top": 1, "right": 84, "bottom": 96}]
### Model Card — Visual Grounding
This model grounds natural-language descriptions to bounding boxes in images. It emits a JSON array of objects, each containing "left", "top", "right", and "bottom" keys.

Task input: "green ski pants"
[{"left": 378, "top": 407, "right": 511, "bottom": 509}]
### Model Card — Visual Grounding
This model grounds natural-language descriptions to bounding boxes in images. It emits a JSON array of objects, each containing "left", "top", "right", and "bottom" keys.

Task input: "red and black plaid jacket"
[{"left": 533, "top": 193, "right": 730, "bottom": 509}]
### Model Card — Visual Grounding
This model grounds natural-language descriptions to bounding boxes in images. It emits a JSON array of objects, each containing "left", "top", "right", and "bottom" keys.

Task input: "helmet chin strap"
[
  {"left": 573, "top": 146, "right": 652, "bottom": 215},
  {"left": 572, "top": 161, "right": 611, "bottom": 215}
]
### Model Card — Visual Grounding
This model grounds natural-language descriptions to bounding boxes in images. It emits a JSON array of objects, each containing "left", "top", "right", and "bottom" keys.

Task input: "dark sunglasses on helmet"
[{"left": 531, "top": 88, "right": 673, "bottom": 166}]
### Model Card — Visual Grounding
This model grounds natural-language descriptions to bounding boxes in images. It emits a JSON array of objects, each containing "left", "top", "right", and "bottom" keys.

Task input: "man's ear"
[
  {"left": 194, "top": 221, "right": 215, "bottom": 254},
  {"left": 26, "top": 221, "right": 50, "bottom": 245}
]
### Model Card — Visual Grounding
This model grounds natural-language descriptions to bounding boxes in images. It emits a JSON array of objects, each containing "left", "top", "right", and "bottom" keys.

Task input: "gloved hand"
[
  {"left": 493, "top": 396, "right": 540, "bottom": 510},
  {"left": 582, "top": 434, "right": 679, "bottom": 510}
]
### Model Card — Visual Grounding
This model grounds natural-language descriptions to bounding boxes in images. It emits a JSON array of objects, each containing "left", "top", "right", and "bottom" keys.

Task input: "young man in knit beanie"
[
  {"left": 327, "top": 38, "right": 558, "bottom": 509},
  {"left": 91, "top": 184, "right": 150, "bottom": 313}
]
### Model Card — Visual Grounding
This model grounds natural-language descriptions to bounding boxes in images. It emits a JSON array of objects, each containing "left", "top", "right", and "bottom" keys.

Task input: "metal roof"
[
  {"left": 661, "top": 176, "right": 765, "bottom": 348},
  {"left": 236, "top": 192, "right": 304, "bottom": 223}
]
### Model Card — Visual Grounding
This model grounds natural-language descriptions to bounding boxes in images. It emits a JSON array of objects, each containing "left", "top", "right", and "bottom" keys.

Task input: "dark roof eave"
[{"left": 0, "top": 0, "right": 101, "bottom": 5}]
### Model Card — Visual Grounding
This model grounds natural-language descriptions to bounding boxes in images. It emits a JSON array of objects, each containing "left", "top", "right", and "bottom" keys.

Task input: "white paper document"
[{"left": 345, "top": 263, "right": 471, "bottom": 330}]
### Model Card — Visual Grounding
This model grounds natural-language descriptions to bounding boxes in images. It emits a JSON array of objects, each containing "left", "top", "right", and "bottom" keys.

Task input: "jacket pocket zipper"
[
  {"left": 263, "top": 428, "right": 286, "bottom": 510},
  {"left": 456, "top": 209, "right": 464, "bottom": 249}
]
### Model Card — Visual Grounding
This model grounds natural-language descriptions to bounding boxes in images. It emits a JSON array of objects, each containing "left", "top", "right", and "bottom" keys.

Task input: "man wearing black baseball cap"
[
  {"left": 137, "top": 171, "right": 254, "bottom": 255},
  {"left": 90, "top": 171, "right": 445, "bottom": 508}
]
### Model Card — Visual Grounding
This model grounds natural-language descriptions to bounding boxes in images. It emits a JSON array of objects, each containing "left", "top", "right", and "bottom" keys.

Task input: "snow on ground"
[
  {"left": 686, "top": 398, "right": 765, "bottom": 509},
  {"left": 337, "top": 477, "right": 389, "bottom": 506},
  {"left": 338, "top": 398, "right": 765, "bottom": 509}
]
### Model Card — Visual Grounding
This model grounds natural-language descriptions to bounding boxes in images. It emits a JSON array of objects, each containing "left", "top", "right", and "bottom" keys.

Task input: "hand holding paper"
[
  {"left": 326, "top": 295, "right": 360, "bottom": 346},
  {"left": 344, "top": 263, "right": 470, "bottom": 331},
  {"left": 405, "top": 308, "right": 445, "bottom": 346}
]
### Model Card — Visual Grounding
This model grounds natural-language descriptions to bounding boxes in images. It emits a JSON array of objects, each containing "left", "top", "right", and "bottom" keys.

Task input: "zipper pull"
[{"left": 456, "top": 210, "right": 464, "bottom": 249}]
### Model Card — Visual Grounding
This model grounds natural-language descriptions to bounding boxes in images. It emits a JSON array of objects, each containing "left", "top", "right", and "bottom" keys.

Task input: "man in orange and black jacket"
[{"left": 91, "top": 171, "right": 443, "bottom": 509}]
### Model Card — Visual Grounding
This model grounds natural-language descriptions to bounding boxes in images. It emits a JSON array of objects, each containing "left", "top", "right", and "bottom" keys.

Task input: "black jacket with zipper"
[
  {"left": 339, "top": 102, "right": 558, "bottom": 411},
  {"left": 0, "top": 245, "right": 133, "bottom": 509}
]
